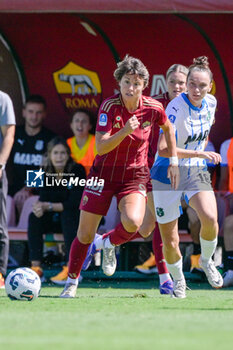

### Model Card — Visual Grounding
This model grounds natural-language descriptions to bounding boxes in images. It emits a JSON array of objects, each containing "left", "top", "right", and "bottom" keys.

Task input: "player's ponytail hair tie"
[
  {"left": 193, "top": 56, "right": 209, "bottom": 69},
  {"left": 188, "top": 55, "right": 213, "bottom": 82}
]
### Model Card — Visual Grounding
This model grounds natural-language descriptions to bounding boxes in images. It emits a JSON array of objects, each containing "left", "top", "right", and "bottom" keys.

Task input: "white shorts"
[{"left": 152, "top": 168, "right": 213, "bottom": 224}]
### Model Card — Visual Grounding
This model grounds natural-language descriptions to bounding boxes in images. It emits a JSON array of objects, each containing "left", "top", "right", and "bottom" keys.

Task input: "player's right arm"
[{"left": 96, "top": 115, "right": 139, "bottom": 156}]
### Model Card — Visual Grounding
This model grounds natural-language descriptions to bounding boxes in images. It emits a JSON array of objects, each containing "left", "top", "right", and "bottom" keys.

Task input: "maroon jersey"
[
  {"left": 92, "top": 93, "right": 167, "bottom": 183},
  {"left": 148, "top": 92, "right": 171, "bottom": 169}
]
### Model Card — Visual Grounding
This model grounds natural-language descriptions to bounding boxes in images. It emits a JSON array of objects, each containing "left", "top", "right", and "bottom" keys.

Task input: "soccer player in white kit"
[{"left": 151, "top": 56, "right": 223, "bottom": 298}]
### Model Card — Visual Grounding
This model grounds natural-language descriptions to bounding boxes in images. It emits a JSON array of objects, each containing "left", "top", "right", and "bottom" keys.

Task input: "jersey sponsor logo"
[
  {"left": 99, "top": 113, "right": 107, "bottom": 126},
  {"left": 35, "top": 140, "right": 44, "bottom": 151},
  {"left": 53, "top": 61, "right": 102, "bottom": 114},
  {"left": 26, "top": 168, "right": 45, "bottom": 188},
  {"left": 14, "top": 152, "right": 42, "bottom": 166},
  {"left": 168, "top": 114, "right": 176, "bottom": 123},
  {"left": 184, "top": 130, "right": 209, "bottom": 145},
  {"left": 142, "top": 121, "right": 151, "bottom": 128},
  {"left": 113, "top": 122, "right": 121, "bottom": 129}
]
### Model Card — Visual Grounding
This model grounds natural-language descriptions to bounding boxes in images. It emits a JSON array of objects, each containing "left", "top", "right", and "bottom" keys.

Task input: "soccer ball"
[{"left": 5, "top": 267, "right": 41, "bottom": 301}]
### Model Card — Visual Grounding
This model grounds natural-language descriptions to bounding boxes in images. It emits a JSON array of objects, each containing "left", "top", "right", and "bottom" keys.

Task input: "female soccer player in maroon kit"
[
  {"left": 82, "top": 63, "right": 188, "bottom": 295},
  {"left": 60, "top": 55, "right": 179, "bottom": 298}
]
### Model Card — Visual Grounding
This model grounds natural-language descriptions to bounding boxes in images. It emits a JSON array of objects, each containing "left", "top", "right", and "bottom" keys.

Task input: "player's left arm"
[{"left": 0, "top": 124, "right": 15, "bottom": 178}]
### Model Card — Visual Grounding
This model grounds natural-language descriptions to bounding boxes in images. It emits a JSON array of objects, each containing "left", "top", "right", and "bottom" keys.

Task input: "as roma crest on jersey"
[{"left": 53, "top": 61, "right": 102, "bottom": 114}]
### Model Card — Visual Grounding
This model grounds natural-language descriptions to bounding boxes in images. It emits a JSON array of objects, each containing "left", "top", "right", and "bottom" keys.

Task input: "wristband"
[{"left": 169, "top": 156, "right": 179, "bottom": 166}]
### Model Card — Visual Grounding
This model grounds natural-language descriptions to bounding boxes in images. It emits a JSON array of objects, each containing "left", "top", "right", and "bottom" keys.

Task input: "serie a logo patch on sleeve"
[{"left": 99, "top": 113, "right": 107, "bottom": 126}]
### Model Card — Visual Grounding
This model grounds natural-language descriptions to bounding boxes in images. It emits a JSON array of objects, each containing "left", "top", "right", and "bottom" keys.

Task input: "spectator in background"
[
  {"left": 7, "top": 95, "right": 56, "bottom": 218},
  {"left": 219, "top": 138, "right": 233, "bottom": 193},
  {"left": 218, "top": 137, "right": 233, "bottom": 287},
  {"left": 27, "top": 136, "right": 86, "bottom": 284},
  {"left": 67, "top": 108, "right": 105, "bottom": 239},
  {"left": 0, "top": 91, "right": 15, "bottom": 289},
  {"left": 67, "top": 108, "right": 97, "bottom": 175}
]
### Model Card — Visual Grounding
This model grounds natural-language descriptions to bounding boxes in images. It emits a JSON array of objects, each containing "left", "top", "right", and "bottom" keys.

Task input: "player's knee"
[
  {"left": 122, "top": 217, "right": 142, "bottom": 232},
  {"left": 140, "top": 231, "right": 152, "bottom": 238},
  {"left": 202, "top": 213, "right": 218, "bottom": 230},
  {"left": 164, "top": 238, "right": 179, "bottom": 251},
  {"left": 139, "top": 222, "right": 155, "bottom": 238},
  {"left": 77, "top": 230, "right": 93, "bottom": 244}
]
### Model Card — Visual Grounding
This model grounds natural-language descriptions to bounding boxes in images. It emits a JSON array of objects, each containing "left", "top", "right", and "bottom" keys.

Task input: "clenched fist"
[{"left": 124, "top": 115, "right": 140, "bottom": 135}]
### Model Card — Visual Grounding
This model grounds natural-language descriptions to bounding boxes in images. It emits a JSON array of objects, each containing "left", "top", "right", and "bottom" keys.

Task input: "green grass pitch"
[{"left": 1, "top": 280, "right": 233, "bottom": 350}]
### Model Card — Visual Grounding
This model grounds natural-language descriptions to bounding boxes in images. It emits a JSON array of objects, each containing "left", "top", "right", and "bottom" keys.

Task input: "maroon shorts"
[{"left": 79, "top": 179, "right": 147, "bottom": 216}]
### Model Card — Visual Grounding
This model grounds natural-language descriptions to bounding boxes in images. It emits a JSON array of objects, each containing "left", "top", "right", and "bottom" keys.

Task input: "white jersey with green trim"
[{"left": 150, "top": 92, "right": 216, "bottom": 184}]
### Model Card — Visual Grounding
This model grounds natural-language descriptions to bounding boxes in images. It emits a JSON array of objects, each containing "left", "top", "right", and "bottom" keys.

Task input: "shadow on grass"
[
  {"left": 43, "top": 279, "right": 233, "bottom": 291},
  {"left": 44, "top": 280, "right": 158, "bottom": 290}
]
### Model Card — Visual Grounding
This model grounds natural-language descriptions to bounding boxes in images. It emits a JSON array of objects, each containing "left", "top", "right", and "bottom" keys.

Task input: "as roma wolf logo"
[{"left": 53, "top": 61, "right": 102, "bottom": 113}]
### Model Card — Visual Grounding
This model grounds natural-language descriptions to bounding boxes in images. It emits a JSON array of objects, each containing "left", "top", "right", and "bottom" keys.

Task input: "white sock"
[
  {"left": 66, "top": 276, "right": 79, "bottom": 286},
  {"left": 159, "top": 273, "right": 171, "bottom": 284},
  {"left": 200, "top": 237, "right": 217, "bottom": 262},
  {"left": 104, "top": 236, "right": 115, "bottom": 249},
  {"left": 166, "top": 257, "right": 184, "bottom": 281},
  {"left": 94, "top": 235, "right": 104, "bottom": 250}
]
